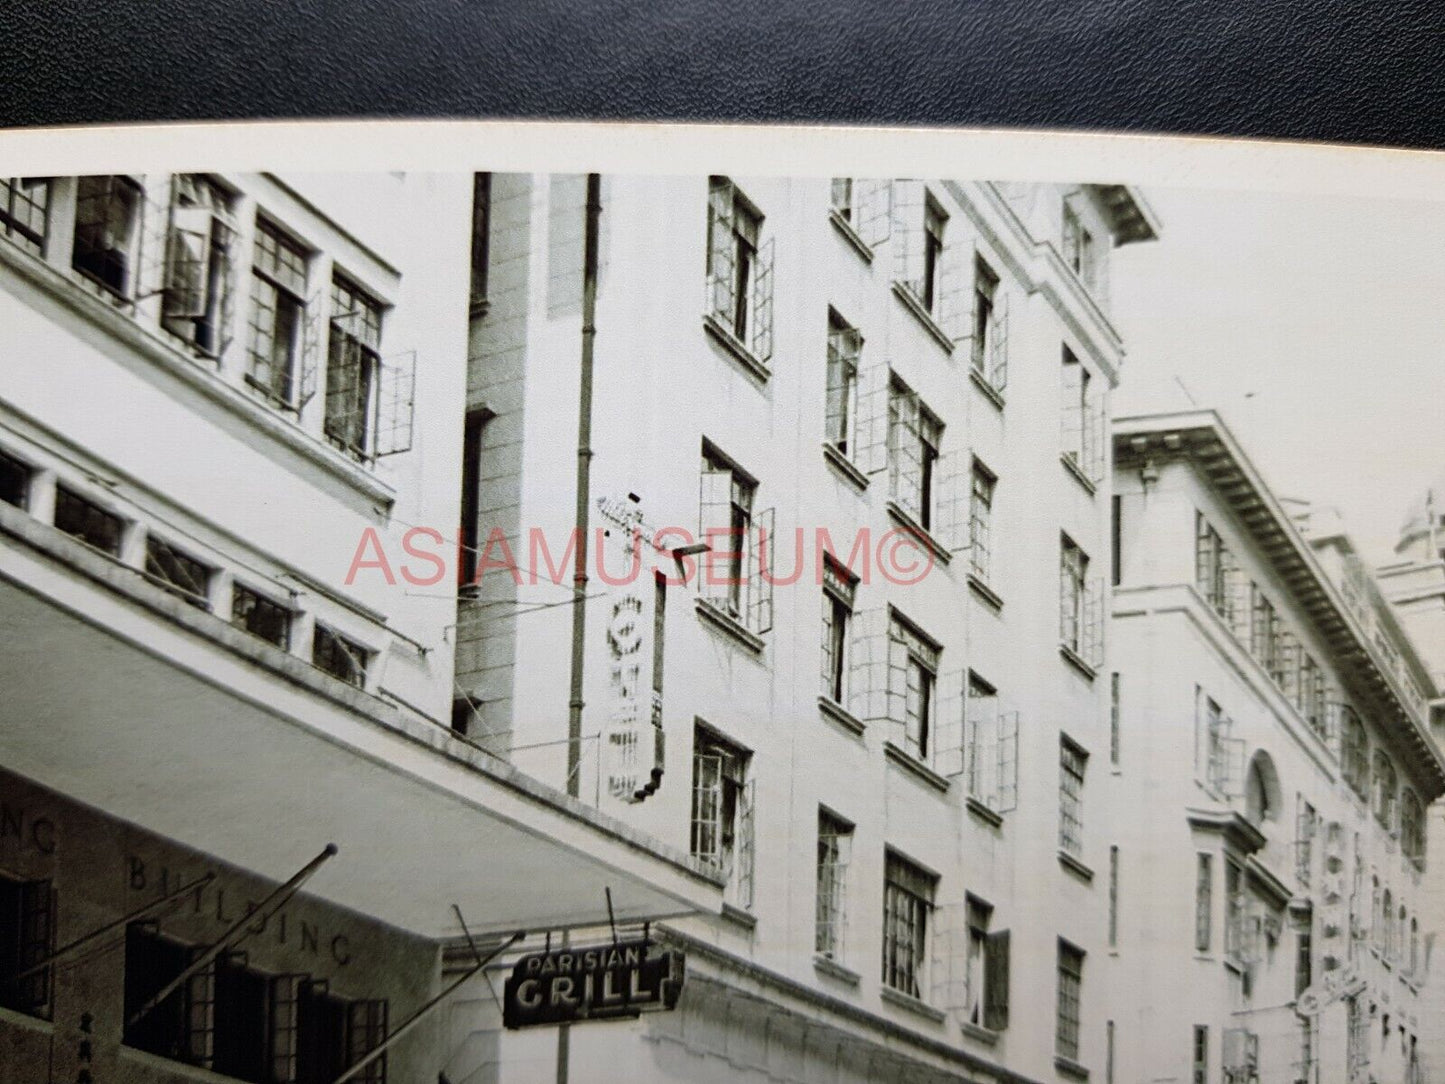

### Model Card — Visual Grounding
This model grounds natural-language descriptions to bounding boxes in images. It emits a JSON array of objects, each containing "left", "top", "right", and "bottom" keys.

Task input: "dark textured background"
[{"left": 2, "top": 0, "right": 1445, "bottom": 147}]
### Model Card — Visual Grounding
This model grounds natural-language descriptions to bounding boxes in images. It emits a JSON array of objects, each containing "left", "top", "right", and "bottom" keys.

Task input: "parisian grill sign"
[{"left": 503, "top": 939, "right": 684, "bottom": 1028}]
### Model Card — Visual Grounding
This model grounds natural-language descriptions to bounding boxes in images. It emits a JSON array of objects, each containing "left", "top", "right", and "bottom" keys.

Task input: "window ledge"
[
  {"left": 879, "top": 985, "right": 947, "bottom": 1024},
  {"left": 1060, "top": 453, "right": 1099, "bottom": 496},
  {"left": 721, "top": 901, "right": 758, "bottom": 931},
  {"left": 819, "top": 694, "right": 867, "bottom": 738},
  {"left": 1059, "top": 644, "right": 1098, "bottom": 682},
  {"left": 885, "top": 500, "right": 953, "bottom": 567},
  {"left": 968, "top": 366, "right": 1006, "bottom": 410},
  {"left": 0, "top": 1004, "right": 52, "bottom": 1033},
  {"left": 1055, "top": 1055, "right": 1090, "bottom": 1081},
  {"left": 0, "top": 239, "right": 397, "bottom": 509},
  {"left": 891, "top": 281, "right": 956, "bottom": 356},
  {"left": 813, "top": 954, "right": 861, "bottom": 986},
  {"left": 829, "top": 209, "right": 875, "bottom": 263},
  {"left": 1058, "top": 849, "right": 1095, "bottom": 883},
  {"left": 960, "top": 1020, "right": 1000, "bottom": 1046},
  {"left": 695, "top": 597, "right": 766, "bottom": 654},
  {"left": 967, "top": 572, "right": 1003, "bottom": 612},
  {"left": 884, "top": 740, "right": 951, "bottom": 795},
  {"left": 120, "top": 1045, "right": 245, "bottom": 1084},
  {"left": 823, "top": 441, "right": 871, "bottom": 493},
  {"left": 703, "top": 313, "right": 771, "bottom": 383},
  {"left": 966, "top": 796, "right": 1004, "bottom": 829}
]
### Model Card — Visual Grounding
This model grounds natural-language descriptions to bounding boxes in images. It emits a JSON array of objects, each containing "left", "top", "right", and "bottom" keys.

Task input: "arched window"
[
  {"left": 1244, "top": 751, "right": 1280, "bottom": 827},
  {"left": 1340, "top": 707, "right": 1368, "bottom": 799},
  {"left": 1401, "top": 788, "right": 1425, "bottom": 865},
  {"left": 1372, "top": 750, "right": 1398, "bottom": 830}
]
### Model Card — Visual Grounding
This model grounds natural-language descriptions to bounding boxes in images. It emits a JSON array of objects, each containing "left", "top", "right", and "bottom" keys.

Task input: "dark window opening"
[
  {"left": 73, "top": 175, "right": 143, "bottom": 297},
  {"left": 0, "top": 874, "right": 56, "bottom": 1019},
  {"left": 470, "top": 173, "right": 492, "bottom": 305},
  {"left": 312, "top": 624, "right": 369, "bottom": 688},
  {"left": 921, "top": 197, "right": 946, "bottom": 313},
  {"left": 161, "top": 175, "right": 237, "bottom": 357},
  {"left": 54, "top": 485, "right": 123, "bottom": 555},
  {"left": 0, "top": 177, "right": 50, "bottom": 256},
  {"left": 248, "top": 218, "right": 311, "bottom": 409},
  {"left": 232, "top": 584, "right": 291, "bottom": 648},
  {"left": 459, "top": 409, "right": 487, "bottom": 588},
  {"left": 123, "top": 924, "right": 199, "bottom": 1062},
  {"left": 145, "top": 535, "right": 212, "bottom": 609},
  {"left": 0, "top": 448, "right": 30, "bottom": 509},
  {"left": 324, "top": 276, "right": 384, "bottom": 461}
]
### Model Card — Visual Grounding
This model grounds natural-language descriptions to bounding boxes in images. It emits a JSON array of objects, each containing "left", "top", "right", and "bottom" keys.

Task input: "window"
[
  {"left": 1295, "top": 927, "right": 1312, "bottom": 997},
  {"left": 324, "top": 275, "right": 384, "bottom": 460},
  {"left": 53, "top": 485, "right": 124, "bottom": 556},
  {"left": 1195, "top": 513, "right": 1230, "bottom": 616},
  {"left": 829, "top": 177, "right": 892, "bottom": 248},
  {"left": 213, "top": 952, "right": 268, "bottom": 1081},
  {"left": 1410, "top": 916, "right": 1420, "bottom": 975},
  {"left": 699, "top": 444, "right": 772, "bottom": 634},
  {"left": 161, "top": 175, "right": 238, "bottom": 356},
  {"left": 820, "top": 556, "right": 856, "bottom": 704},
  {"left": 1106, "top": 1020, "right": 1115, "bottom": 1084},
  {"left": 1381, "top": 888, "right": 1393, "bottom": 959},
  {"left": 1108, "top": 845, "right": 1120, "bottom": 948},
  {"left": 1297, "top": 653, "right": 1326, "bottom": 737},
  {"left": 920, "top": 197, "right": 946, "bottom": 313},
  {"left": 1109, "top": 672, "right": 1121, "bottom": 767},
  {"left": 815, "top": 810, "right": 852, "bottom": 960},
  {"left": 144, "top": 535, "right": 212, "bottom": 609},
  {"left": 887, "top": 376, "right": 943, "bottom": 531},
  {"left": 691, "top": 726, "right": 754, "bottom": 908},
  {"left": 1372, "top": 750, "right": 1397, "bottom": 831},
  {"left": 312, "top": 624, "right": 369, "bottom": 688},
  {"left": 1204, "top": 696, "right": 1232, "bottom": 794},
  {"left": 470, "top": 172, "right": 491, "bottom": 304},
  {"left": 1195, "top": 854, "right": 1213, "bottom": 952},
  {"left": 970, "top": 258, "right": 1000, "bottom": 376},
  {"left": 893, "top": 612, "right": 940, "bottom": 762},
  {"left": 1059, "top": 534, "right": 1101, "bottom": 666},
  {"left": 1250, "top": 585, "right": 1283, "bottom": 680},
  {"left": 1061, "top": 348, "right": 1104, "bottom": 484},
  {"left": 705, "top": 177, "right": 773, "bottom": 362},
  {"left": 1401, "top": 788, "right": 1425, "bottom": 865},
  {"left": 123, "top": 924, "right": 209, "bottom": 1066},
  {"left": 825, "top": 309, "right": 863, "bottom": 457},
  {"left": 248, "top": 218, "right": 313, "bottom": 409},
  {"left": 459, "top": 408, "right": 488, "bottom": 589},
  {"left": 0, "top": 177, "right": 50, "bottom": 255},
  {"left": 1224, "top": 858, "right": 1244, "bottom": 964},
  {"left": 1340, "top": 705, "right": 1369, "bottom": 799},
  {"left": 1244, "top": 755, "right": 1273, "bottom": 826},
  {"left": 73, "top": 175, "right": 143, "bottom": 296},
  {"left": 0, "top": 875, "right": 56, "bottom": 1018},
  {"left": 1192, "top": 1025, "right": 1209, "bottom": 1084},
  {"left": 881, "top": 851, "right": 935, "bottom": 1000},
  {"left": 1058, "top": 737, "right": 1087, "bottom": 858},
  {"left": 965, "top": 673, "right": 1019, "bottom": 813},
  {"left": 965, "top": 896, "right": 1010, "bottom": 1031},
  {"left": 1055, "top": 940, "right": 1085, "bottom": 1062},
  {"left": 969, "top": 459, "right": 996, "bottom": 582},
  {"left": 1062, "top": 201, "right": 1095, "bottom": 288},
  {"left": 1110, "top": 494, "right": 1122, "bottom": 586},
  {"left": 1295, "top": 797, "right": 1317, "bottom": 886},
  {"left": 0, "top": 447, "right": 31, "bottom": 508},
  {"left": 231, "top": 584, "right": 291, "bottom": 649}
]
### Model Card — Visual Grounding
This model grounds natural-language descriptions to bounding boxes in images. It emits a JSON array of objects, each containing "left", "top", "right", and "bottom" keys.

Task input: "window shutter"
[
  {"left": 269, "top": 975, "right": 305, "bottom": 1084},
  {"left": 1087, "top": 387, "right": 1107, "bottom": 483},
  {"left": 706, "top": 180, "right": 736, "bottom": 329},
  {"left": 16, "top": 879, "right": 56, "bottom": 1014},
  {"left": 1224, "top": 553, "right": 1249, "bottom": 637},
  {"left": 690, "top": 753, "right": 723, "bottom": 866},
  {"left": 996, "top": 710, "right": 1019, "bottom": 812},
  {"left": 748, "top": 506, "right": 775, "bottom": 635},
  {"left": 892, "top": 180, "right": 925, "bottom": 296},
  {"left": 965, "top": 689, "right": 997, "bottom": 806},
  {"left": 852, "top": 354, "right": 892, "bottom": 476},
  {"left": 735, "top": 779, "right": 756, "bottom": 909},
  {"left": 698, "top": 466, "right": 734, "bottom": 609},
  {"left": 932, "top": 451, "right": 966, "bottom": 553},
  {"left": 934, "top": 669, "right": 967, "bottom": 777},
  {"left": 849, "top": 607, "right": 891, "bottom": 724},
  {"left": 750, "top": 236, "right": 774, "bottom": 362},
  {"left": 890, "top": 387, "right": 923, "bottom": 520},
  {"left": 1060, "top": 360, "right": 1084, "bottom": 462},
  {"left": 297, "top": 291, "right": 323, "bottom": 408},
  {"left": 374, "top": 350, "right": 417, "bottom": 458},
  {"left": 988, "top": 290, "right": 1009, "bottom": 392},
  {"left": 984, "top": 929, "right": 1010, "bottom": 1031},
  {"left": 1084, "top": 576, "right": 1104, "bottom": 668},
  {"left": 885, "top": 626, "right": 911, "bottom": 749},
  {"left": 164, "top": 205, "right": 213, "bottom": 319},
  {"left": 1222, "top": 730, "right": 1246, "bottom": 799},
  {"left": 855, "top": 179, "right": 893, "bottom": 247},
  {"left": 937, "top": 238, "right": 969, "bottom": 342},
  {"left": 135, "top": 177, "right": 174, "bottom": 302},
  {"left": 930, "top": 902, "right": 968, "bottom": 1012},
  {"left": 347, "top": 999, "right": 389, "bottom": 1084},
  {"left": 214, "top": 218, "right": 239, "bottom": 355}
]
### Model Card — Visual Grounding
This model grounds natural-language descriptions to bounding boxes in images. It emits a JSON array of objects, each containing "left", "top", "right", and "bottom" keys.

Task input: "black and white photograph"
[{"left": 0, "top": 120, "right": 1443, "bottom": 1084}]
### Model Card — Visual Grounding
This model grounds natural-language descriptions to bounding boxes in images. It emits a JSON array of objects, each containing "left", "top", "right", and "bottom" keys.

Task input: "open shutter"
[
  {"left": 892, "top": 180, "right": 925, "bottom": 296},
  {"left": 374, "top": 350, "right": 416, "bottom": 457},
  {"left": 749, "top": 506, "right": 775, "bottom": 635},
  {"left": 933, "top": 451, "right": 967, "bottom": 552},
  {"left": 889, "top": 388, "right": 921, "bottom": 519},
  {"left": 983, "top": 929, "right": 1010, "bottom": 1031},
  {"left": 214, "top": 218, "right": 240, "bottom": 356},
  {"left": 270, "top": 974, "right": 305, "bottom": 1084},
  {"left": 885, "top": 626, "right": 910, "bottom": 749},
  {"left": 965, "top": 690, "right": 997, "bottom": 805},
  {"left": 1279, "top": 631, "right": 1300, "bottom": 700},
  {"left": 750, "top": 236, "right": 774, "bottom": 362},
  {"left": 934, "top": 669, "right": 967, "bottom": 777},
  {"left": 706, "top": 180, "right": 736, "bottom": 329},
  {"left": 698, "top": 466, "right": 733, "bottom": 609},
  {"left": 849, "top": 607, "right": 891, "bottom": 724},
  {"left": 1085, "top": 577, "right": 1105, "bottom": 668},
  {"left": 852, "top": 354, "right": 891, "bottom": 476},
  {"left": 297, "top": 291, "right": 323, "bottom": 408},
  {"left": 16, "top": 879, "right": 56, "bottom": 1014},
  {"left": 1087, "top": 387, "right": 1107, "bottom": 483},
  {"left": 930, "top": 902, "right": 967, "bottom": 1012},
  {"left": 164, "top": 205, "right": 213, "bottom": 319},
  {"left": 690, "top": 754, "right": 723, "bottom": 867},
  {"left": 996, "top": 710, "right": 1019, "bottom": 812},
  {"left": 1222, "top": 730, "right": 1246, "bottom": 799},
  {"left": 855, "top": 179, "right": 893, "bottom": 247},
  {"left": 347, "top": 999, "right": 389, "bottom": 1084},
  {"left": 937, "top": 238, "right": 969, "bottom": 342},
  {"left": 185, "top": 953, "right": 216, "bottom": 1068},
  {"left": 135, "top": 177, "right": 174, "bottom": 302},
  {"left": 735, "top": 779, "right": 756, "bottom": 909},
  {"left": 1061, "top": 361, "right": 1084, "bottom": 463},
  {"left": 988, "top": 289, "right": 1009, "bottom": 393}
]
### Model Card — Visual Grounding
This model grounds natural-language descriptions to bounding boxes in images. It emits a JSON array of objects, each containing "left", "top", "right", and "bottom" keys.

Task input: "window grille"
[
  {"left": 964, "top": 679, "right": 1018, "bottom": 812},
  {"left": 0, "top": 877, "right": 56, "bottom": 1018},
  {"left": 231, "top": 584, "right": 291, "bottom": 649},
  {"left": 1055, "top": 941, "right": 1084, "bottom": 1061},
  {"left": 0, "top": 177, "right": 50, "bottom": 255},
  {"left": 690, "top": 730, "right": 754, "bottom": 908},
  {"left": 144, "top": 535, "right": 212, "bottom": 609},
  {"left": 969, "top": 460, "right": 996, "bottom": 582},
  {"left": 882, "top": 852, "right": 935, "bottom": 999},
  {"left": 830, "top": 177, "right": 893, "bottom": 247},
  {"left": 815, "top": 811, "right": 852, "bottom": 960},
  {"left": 1058, "top": 738, "right": 1087, "bottom": 857},
  {"left": 73, "top": 174, "right": 145, "bottom": 298},
  {"left": 248, "top": 219, "right": 318, "bottom": 410},
  {"left": 698, "top": 446, "right": 773, "bottom": 635},
  {"left": 970, "top": 257, "right": 1008, "bottom": 393},
  {"left": 705, "top": 177, "right": 773, "bottom": 362},
  {"left": 53, "top": 485, "right": 124, "bottom": 556},
  {"left": 825, "top": 312, "right": 863, "bottom": 457},
  {"left": 312, "top": 624, "right": 369, "bottom": 688},
  {"left": 346, "top": 999, "right": 389, "bottom": 1084}
]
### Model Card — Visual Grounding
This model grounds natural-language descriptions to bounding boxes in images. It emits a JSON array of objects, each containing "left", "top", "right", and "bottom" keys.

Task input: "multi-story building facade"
[
  {"left": 1110, "top": 410, "right": 1443, "bottom": 1084},
  {"left": 455, "top": 173, "right": 1159, "bottom": 1082},
  {"left": 0, "top": 171, "right": 722, "bottom": 1083}
]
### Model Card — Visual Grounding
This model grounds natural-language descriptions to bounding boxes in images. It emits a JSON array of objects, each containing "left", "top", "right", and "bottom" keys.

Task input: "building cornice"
[{"left": 1187, "top": 807, "right": 1267, "bottom": 855}]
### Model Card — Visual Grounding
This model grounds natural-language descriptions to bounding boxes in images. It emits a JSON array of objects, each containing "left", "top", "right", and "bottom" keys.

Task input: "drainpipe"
[{"left": 566, "top": 172, "right": 602, "bottom": 799}]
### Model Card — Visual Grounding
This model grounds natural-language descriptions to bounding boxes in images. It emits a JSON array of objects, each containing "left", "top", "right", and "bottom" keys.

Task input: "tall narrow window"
[
  {"left": 1195, "top": 854, "right": 1213, "bottom": 952},
  {"left": 0, "top": 875, "right": 56, "bottom": 1019},
  {"left": 73, "top": 175, "right": 143, "bottom": 296},
  {"left": 1296, "top": 927, "right": 1312, "bottom": 997},
  {"left": 1055, "top": 940, "right": 1085, "bottom": 1061},
  {"left": 1061, "top": 347, "right": 1101, "bottom": 482},
  {"left": 964, "top": 897, "right": 1010, "bottom": 1031},
  {"left": 888, "top": 377, "right": 943, "bottom": 531},
  {"left": 324, "top": 275, "right": 385, "bottom": 460},
  {"left": 1194, "top": 513, "right": 1229, "bottom": 615},
  {"left": 820, "top": 557, "right": 856, "bottom": 705},
  {"left": 691, "top": 726, "right": 754, "bottom": 908},
  {"left": 971, "top": 258, "right": 999, "bottom": 373},
  {"left": 1340, "top": 706, "right": 1369, "bottom": 800},
  {"left": 1108, "top": 845, "right": 1120, "bottom": 948},
  {"left": 882, "top": 851, "right": 936, "bottom": 1000},
  {"left": 1295, "top": 797, "right": 1317, "bottom": 887},
  {"left": 969, "top": 459, "right": 996, "bottom": 583},
  {"left": 825, "top": 310, "right": 863, "bottom": 457},
  {"left": 1401, "top": 788, "right": 1425, "bottom": 865},
  {"left": 1110, "top": 494, "right": 1122, "bottom": 586},
  {"left": 1106, "top": 1020, "right": 1115, "bottom": 1084},
  {"left": 705, "top": 177, "right": 772, "bottom": 361},
  {"left": 1224, "top": 858, "right": 1244, "bottom": 963},
  {"left": 921, "top": 196, "right": 946, "bottom": 313},
  {"left": 815, "top": 811, "right": 853, "bottom": 961},
  {"left": 1109, "top": 672, "right": 1121, "bottom": 767},
  {"left": 0, "top": 177, "right": 50, "bottom": 256},
  {"left": 1058, "top": 737, "right": 1087, "bottom": 858},
  {"left": 1062, "top": 200, "right": 1095, "bottom": 287},
  {"left": 312, "top": 624, "right": 369, "bottom": 688},
  {"left": 161, "top": 174, "right": 238, "bottom": 357},
  {"left": 458, "top": 408, "right": 488, "bottom": 588},
  {"left": 247, "top": 218, "right": 311, "bottom": 409},
  {"left": 892, "top": 612, "right": 940, "bottom": 762},
  {"left": 470, "top": 172, "right": 492, "bottom": 305},
  {"left": 1192, "top": 1025, "right": 1209, "bottom": 1084},
  {"left": 1372, "top": 750, "right": 1398, "bottom": 831},
  {"left": 700, "top": 444, "right": 759, "bottom": 624},
  {"left": 1059, "top": 534, "right": 1096, "bottom": 662},
  {"left": 0, "top": 448, "right": 30, "bottom": 509},
  {"left": 53, "top": 486, "right": 124, "bottom": 556}
]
